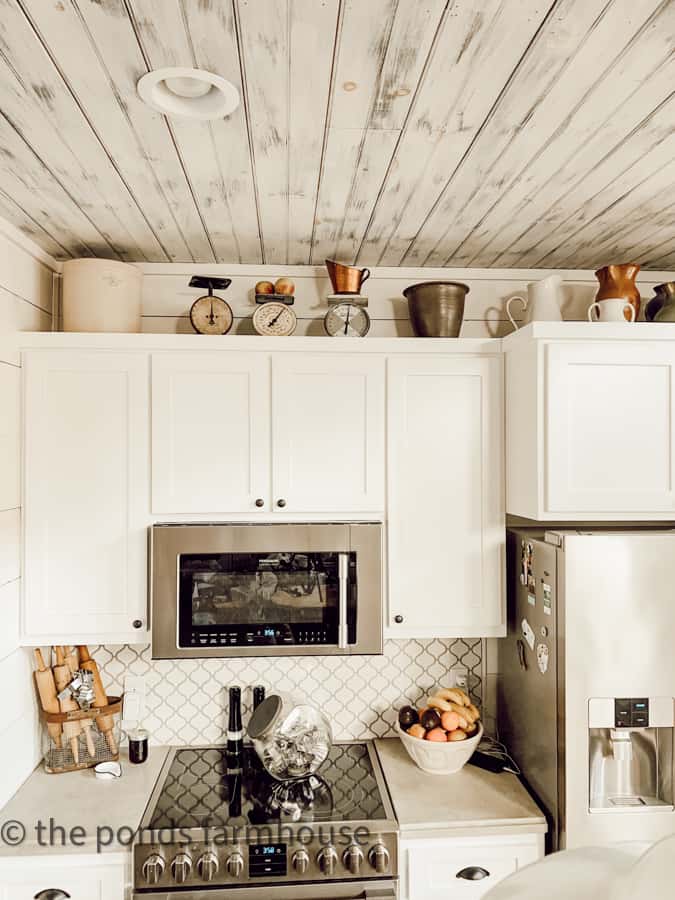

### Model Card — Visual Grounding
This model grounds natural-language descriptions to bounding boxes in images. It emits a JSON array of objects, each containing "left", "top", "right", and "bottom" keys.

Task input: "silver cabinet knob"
[
  {"left": 343, "top": 844, "right": 364, "bottom": 875},
  {"left": 132, "top": 619, "right": 143, "bottom": 628},
  {"left": 369, "top": 843, "right": 390, "bottom": 874},
  {"left": 34, "top": 893, "right": 71, "bottom": 900},
  {"left": 255, "top": 498, "right": 264, "bottom": 508},
  {"left": 292, "top": 848, "right": 310, "bottom": 874},
  {"left": 197, "top": 850, "right": 220, "bottom": 882},
  {"left": 142, "top": 852, "right": 166, "bottom": 885},
  {"left": 394, "top": 615, "right": 403, "bottom": 624},
  {"left": 276, "top": 498, "right": 287, "bottom": 508},
  {"left": 317, "top": 845, "right": 338, "bottom": 875},
  {"left": 226, "top": 851, "right": 245, "bottom": 878},
  {"left": 171, "top": 851, "right": 192, "bottom": 884}
]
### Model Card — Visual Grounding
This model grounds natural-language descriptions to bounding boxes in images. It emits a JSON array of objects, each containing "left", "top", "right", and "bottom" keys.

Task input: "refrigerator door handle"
[{"left": 517, "top": 639, "right": 528, "bottom": 671}]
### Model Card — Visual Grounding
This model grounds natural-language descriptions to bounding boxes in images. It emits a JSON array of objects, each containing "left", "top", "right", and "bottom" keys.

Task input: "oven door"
[
  {"left": 151, "top": 523, "right": 382, "bottom": 659},
  {"left": 132, "top": 881, "right": 397, "bottom": 899}
]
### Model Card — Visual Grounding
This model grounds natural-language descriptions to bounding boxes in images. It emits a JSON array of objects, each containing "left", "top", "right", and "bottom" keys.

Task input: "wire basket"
[{"left": 38, "top": 694, "right": 123, "bottom": 774}]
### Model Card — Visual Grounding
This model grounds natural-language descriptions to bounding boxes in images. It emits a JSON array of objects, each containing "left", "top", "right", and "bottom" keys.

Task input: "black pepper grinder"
[
  {"left": 253, "top": 685, "right": 265, "bottom": 710},
  {"left": 227, "top": 686, "right": 243, "bottom": 755}
]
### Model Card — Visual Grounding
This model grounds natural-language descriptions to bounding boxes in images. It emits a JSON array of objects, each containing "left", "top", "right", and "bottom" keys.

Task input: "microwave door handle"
[{"left": 338, "top": 553, "right": 349, "bottom": 649}]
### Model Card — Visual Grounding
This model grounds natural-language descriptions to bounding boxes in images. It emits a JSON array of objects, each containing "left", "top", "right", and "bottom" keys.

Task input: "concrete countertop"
[
  {"left": 375, "top": 738, "right": 547, "bottom": 836},
  {"left": 0, "top": 747, "right": 168, "bottom": 856}
]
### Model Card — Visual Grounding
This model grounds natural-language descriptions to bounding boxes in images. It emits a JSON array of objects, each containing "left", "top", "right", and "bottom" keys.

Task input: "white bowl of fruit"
[{"left": 395, "top": 687, "right": 483, "bottom": 775}]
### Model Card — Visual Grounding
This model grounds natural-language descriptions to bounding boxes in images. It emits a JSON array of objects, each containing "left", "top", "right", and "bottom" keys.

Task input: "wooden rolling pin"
[
  {"left": 77, "top": 646, "right": 117, "bottom": 754},
  {"left": 63, "top": 646, "right": 96, "bottom": 759},
  {"left": 33, "top": 649, "right": 62, "bottom": 749},
  {"left": 53, "top": 646, "right": 81, "bottom": 764}
]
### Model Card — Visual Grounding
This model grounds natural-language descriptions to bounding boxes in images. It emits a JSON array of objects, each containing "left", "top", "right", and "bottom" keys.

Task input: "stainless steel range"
[{"left": 132, "top": 742, "right": 398, "bottom": 899}]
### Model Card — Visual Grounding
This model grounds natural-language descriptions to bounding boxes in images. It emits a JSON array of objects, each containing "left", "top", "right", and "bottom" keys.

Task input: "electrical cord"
[{"left": 477, "top": 734, "right": 521, "bottom": 775}]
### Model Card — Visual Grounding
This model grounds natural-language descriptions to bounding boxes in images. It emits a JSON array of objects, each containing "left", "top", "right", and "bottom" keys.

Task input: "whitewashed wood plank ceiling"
[{"left": 0, "top": 0, "right": 672, "bottom": 268}]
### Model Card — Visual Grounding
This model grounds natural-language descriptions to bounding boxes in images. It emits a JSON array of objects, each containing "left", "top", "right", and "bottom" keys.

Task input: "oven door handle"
[{"left": 338, "top": 552, "right": 349, "bottom": 649}]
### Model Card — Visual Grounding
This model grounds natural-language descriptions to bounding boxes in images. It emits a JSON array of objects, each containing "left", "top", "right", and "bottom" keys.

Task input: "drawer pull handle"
[
  {"left": 456, "top": 866, "right": 490, "bottom": 881},
  {"left": 34, "top": 892, "right": 72, "bottom": 900}
]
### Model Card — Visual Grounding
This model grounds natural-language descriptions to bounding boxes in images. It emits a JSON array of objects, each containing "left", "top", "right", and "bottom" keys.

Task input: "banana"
[
  {"left": 467, "top": 703, "right": 481, "bottom": 722},
  {"left": 427, "top": 695, "right": 454, "bottom": 712},
  {"left": 437, "top": 687, "right": 469, "bottom": 707}
]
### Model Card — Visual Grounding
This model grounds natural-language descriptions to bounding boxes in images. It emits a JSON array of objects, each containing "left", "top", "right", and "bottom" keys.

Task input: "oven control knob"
[
  {"left": 197, "top": 850, "right": 220, "bottom": 882},
  {"left": 343, "top": 844, "right": 364, "bottom": 875},
  {"left": 142, "top": 852, "right": 165, "bottom": 885},
  {"left": 317, "top": 846, "right": 338, "bottom": 876},
  {"left": 369, "top": 843, "right": 390, "bottom": 874},
  {"left": 292, "top": 848, "right": 310, "bottom": 874},
  {"left": 226, "top": 851, "right": 245, "bottom": 878},
  {"left": 171, "top": 851, "right": 192, "bottom": 884}
]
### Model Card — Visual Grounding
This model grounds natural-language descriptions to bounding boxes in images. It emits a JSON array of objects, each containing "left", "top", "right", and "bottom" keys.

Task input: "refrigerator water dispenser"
[{"left": 589, "top": 697, "right": 674, "bottom": 813}]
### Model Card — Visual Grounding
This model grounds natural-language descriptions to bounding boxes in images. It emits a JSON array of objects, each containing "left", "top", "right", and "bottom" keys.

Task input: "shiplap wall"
[
  {"left": 0, "top": 220, "right": 54, "bottom": 807},
  {"left": 138, "top": 264, "right": 675, "bottom": 337}
]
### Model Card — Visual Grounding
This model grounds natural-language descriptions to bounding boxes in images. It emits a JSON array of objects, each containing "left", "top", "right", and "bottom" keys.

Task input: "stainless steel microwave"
[{"left": 150, "top": 523, "right": 383, "bottom": 658}]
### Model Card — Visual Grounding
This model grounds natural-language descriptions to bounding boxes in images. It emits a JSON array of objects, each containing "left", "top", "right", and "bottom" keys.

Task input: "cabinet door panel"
[
  {"left": 23, "top": 351, "right": 148, "bottom": 640},
  {"left": 0, "top": 860, "right": 124, "bottom": 900},
  {"left": 387, "top": 356, "right": 504, "bottom": 637},
  {"left": 546, "top": 343, "right": 675, "bottom": 513},
  {"left": 152, "top": 352, "right": 271, "bottom": 513},
  {"left": 272, "top": 354, "right": 384, "bottom": 513}
]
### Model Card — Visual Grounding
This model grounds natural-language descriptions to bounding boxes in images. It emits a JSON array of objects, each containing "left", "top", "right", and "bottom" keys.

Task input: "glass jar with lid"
[{"left": 247, "top": 693, "right": 332, "bottom": 781}]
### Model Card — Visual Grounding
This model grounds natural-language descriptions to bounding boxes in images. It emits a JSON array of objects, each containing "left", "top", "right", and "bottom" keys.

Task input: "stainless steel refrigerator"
[{"left": 498, "top": 528, "right": 675, "bottom": 852}]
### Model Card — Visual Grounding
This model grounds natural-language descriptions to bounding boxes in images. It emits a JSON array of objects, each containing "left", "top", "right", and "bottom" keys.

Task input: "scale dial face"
[
  {"left": 252, "top": 301, "right": 297, "bottom": 336},
  {"left": 324, "top": 303, "right": 371, "bottom": 337},
  {"left": 189, "top": 294, "right": 234, "bottom": 335}
]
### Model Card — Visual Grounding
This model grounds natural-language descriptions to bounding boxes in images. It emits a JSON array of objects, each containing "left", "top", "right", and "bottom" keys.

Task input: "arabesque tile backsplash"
[{"left": 93, "top": 640, "right": 484, "bottom": 745}]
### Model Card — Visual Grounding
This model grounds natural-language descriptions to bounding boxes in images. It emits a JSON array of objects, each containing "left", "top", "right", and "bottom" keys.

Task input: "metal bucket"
[{"left": 403, "top": 281, "right": 469, "bottom": 337}]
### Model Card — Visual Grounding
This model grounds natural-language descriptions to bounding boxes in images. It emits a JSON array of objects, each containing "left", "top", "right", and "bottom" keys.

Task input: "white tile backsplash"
[{"left": 93, "top": 639, "right": 484, "bottom": 745}]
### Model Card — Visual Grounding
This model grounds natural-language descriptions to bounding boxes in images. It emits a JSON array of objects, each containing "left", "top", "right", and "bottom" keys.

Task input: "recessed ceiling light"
[{"left": 137, "top": 67, "right": 240, "bottom": 120}]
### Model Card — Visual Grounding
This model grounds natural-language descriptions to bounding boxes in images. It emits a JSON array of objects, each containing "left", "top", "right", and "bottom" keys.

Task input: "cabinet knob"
[
  {"left": 394, "top": 615, "right": 403, "bottom": 624},
  {"left": 456, "top": 866, "right": 490, "bottom": 880},
  {"left": 34, "top": 893, "right": 71, "bottom": 900},
  {"left": 132, "top": 619, "right": 143, "bottom": 629},
  {"left": 276, "top": 499, "right": 287, "bottom": 508},
  {"left": 255, "top": 498, "right": 265, "bottom": 508}
]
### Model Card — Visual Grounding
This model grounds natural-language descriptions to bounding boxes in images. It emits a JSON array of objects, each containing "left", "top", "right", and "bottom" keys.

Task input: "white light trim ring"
[{"left": 137, "top": 67, "right": 240, "bottom": 120}]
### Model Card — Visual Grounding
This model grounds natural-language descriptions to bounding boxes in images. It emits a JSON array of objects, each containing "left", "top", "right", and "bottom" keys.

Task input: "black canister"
[{"left": 128, "top": 727, "right": 149, "bottom": 764}]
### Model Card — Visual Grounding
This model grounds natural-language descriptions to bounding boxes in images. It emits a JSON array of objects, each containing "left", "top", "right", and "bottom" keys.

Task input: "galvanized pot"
[{"left": 403, "top": 281, "right": 470, "bottom": 337}]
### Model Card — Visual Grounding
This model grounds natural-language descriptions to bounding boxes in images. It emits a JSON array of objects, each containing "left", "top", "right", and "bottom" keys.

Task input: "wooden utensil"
[
  {"left": 77, "top": 645, "right": 117, "bottom": 754},
  {"left": 33, "top": 649, "right": 62, "bottom": 749},
  {"left": 53, "top": 646, "right": 81, "bottom": 764},
  {"left": 63, "top": 645, "right": 96, "bottom": 759}
]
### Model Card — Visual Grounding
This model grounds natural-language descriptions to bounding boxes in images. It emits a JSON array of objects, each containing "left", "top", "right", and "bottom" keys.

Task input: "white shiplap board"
[
  {"left": 0, "top": 0, "right": 671, "bottom": 268},
  {"left": 0, "top": 220, "right": 55, "bottom": 807}
]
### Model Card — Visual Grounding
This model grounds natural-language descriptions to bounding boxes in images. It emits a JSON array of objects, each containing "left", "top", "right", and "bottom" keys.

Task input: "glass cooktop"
[{"left": 148, "top": 743, "right": 386, "bottom": 830}]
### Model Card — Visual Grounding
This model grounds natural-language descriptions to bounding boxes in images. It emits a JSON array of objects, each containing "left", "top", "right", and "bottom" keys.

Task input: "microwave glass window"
[{"left": 177, "top": 552, "right": 356, "bottom": 649}]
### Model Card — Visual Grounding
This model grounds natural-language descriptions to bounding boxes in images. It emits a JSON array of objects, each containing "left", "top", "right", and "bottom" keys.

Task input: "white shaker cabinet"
[
  {"left": 23, "top": 351, "right": 149, "bottom": 643},
  {"left": 0, "top": 856, "right": 125, "bottom": 900},
  {"left": 386, "top": 355, "right": 505, "bottom": 638},
  {"left": 272, "top": 354, "right": 385, "bottom": 513},
  {"left": 151, "top": 351, "right": 271, "bottom": 513},
  {"left": 505, "top": 325, "right": 675, "bottom": 519}
]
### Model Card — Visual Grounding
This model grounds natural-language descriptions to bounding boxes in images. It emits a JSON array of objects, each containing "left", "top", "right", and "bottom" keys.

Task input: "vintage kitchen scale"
[
  {"left": 323, "top": 259, "right": 371, "bottom": 337},
  {"left": 252, "top": 290, "right": 297, "bottom": 336},
  {"left": 189, "top": 276, "right": 233, "bottom": 335}
]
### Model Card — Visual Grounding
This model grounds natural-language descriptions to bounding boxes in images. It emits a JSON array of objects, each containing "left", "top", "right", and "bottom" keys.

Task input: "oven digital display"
[{"left": 249, "top": 843, "right": 287, "bottom": 877}]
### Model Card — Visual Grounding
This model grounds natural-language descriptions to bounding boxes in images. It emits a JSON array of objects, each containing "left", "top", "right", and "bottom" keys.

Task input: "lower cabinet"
[
  {"left": 399, "top": 833, "right": 543, "bottom": 900},
  {"left": 0, "top": 855, "right": 125, "bottom": 900}
]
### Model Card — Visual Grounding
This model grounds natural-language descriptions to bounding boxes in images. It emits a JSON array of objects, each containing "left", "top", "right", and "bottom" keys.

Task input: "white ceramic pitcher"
[{"left": 506, "top": 274, "right": 564, "bottom": 330}]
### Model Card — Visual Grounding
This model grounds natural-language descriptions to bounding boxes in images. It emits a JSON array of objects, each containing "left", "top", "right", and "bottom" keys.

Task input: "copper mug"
[{"left": 325, "top": 259, "right": 371, "bottom": 294}]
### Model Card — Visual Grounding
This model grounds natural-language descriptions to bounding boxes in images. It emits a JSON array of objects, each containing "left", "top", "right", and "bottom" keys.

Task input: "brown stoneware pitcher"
[
  {"left": 594, "top": 263, "right": 641, "bottom": 322},
  {"left": 325, "top": 259, "right": 371, "bottom": 294}
]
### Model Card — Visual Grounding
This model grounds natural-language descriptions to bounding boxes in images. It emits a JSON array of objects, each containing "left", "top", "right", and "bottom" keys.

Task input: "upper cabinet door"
[
  {"left": 546, "top": 343, "right": 675, "bottom": 514},
  {"left": 272, "top": 354, "right": 385, "bottom": 513},
  {"left": 152, "top": 352, "right": 271, "bottom": 514},
  {"left": 387, "top": 356, "right": 505, "bottom": 638},
  {"left": 23, "top": 351, "right": 149, "bottom": 642}
]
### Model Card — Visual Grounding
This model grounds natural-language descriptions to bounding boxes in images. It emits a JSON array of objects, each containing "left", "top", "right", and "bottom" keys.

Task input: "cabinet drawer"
[{"left": 403, "top": 836, "right": 541, "bottom": 900}]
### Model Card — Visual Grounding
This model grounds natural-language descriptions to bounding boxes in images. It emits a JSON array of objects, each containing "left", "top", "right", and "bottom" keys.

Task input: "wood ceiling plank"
[
  {"left": 458, "top": 3, "right": 675, "bottom": 267},
  {"left": 128, "top": 0, "right": 261, "bottom": 264},
  {"left": 235, "top": 0, "right": 339, "bottom": 264},
  {"left": 0, "top": 114, "right": 113, "bottom": 258},
  {"left": 0, "top": 189, "right": 71, "bottom": 260},
  {"left": 411, "top": 0, "right": 667, "bottom": 268},
  {"left": 310, "top": 0, "right": 447, "bottom": 264},
  {"left": 639, "top": 233, "right": 675, "bottom": 268},
  {"left": 543, "top": 155, "right": 675, "bottom": 267},
  {"left": 492, "top": 86, "right": 675, "bottom": 267},
  {"left": 0, "top": 0, "right": 167, "bottom": 261},
  {"left": 356, "top": 0, "right": 550, "bottom": 267}
]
